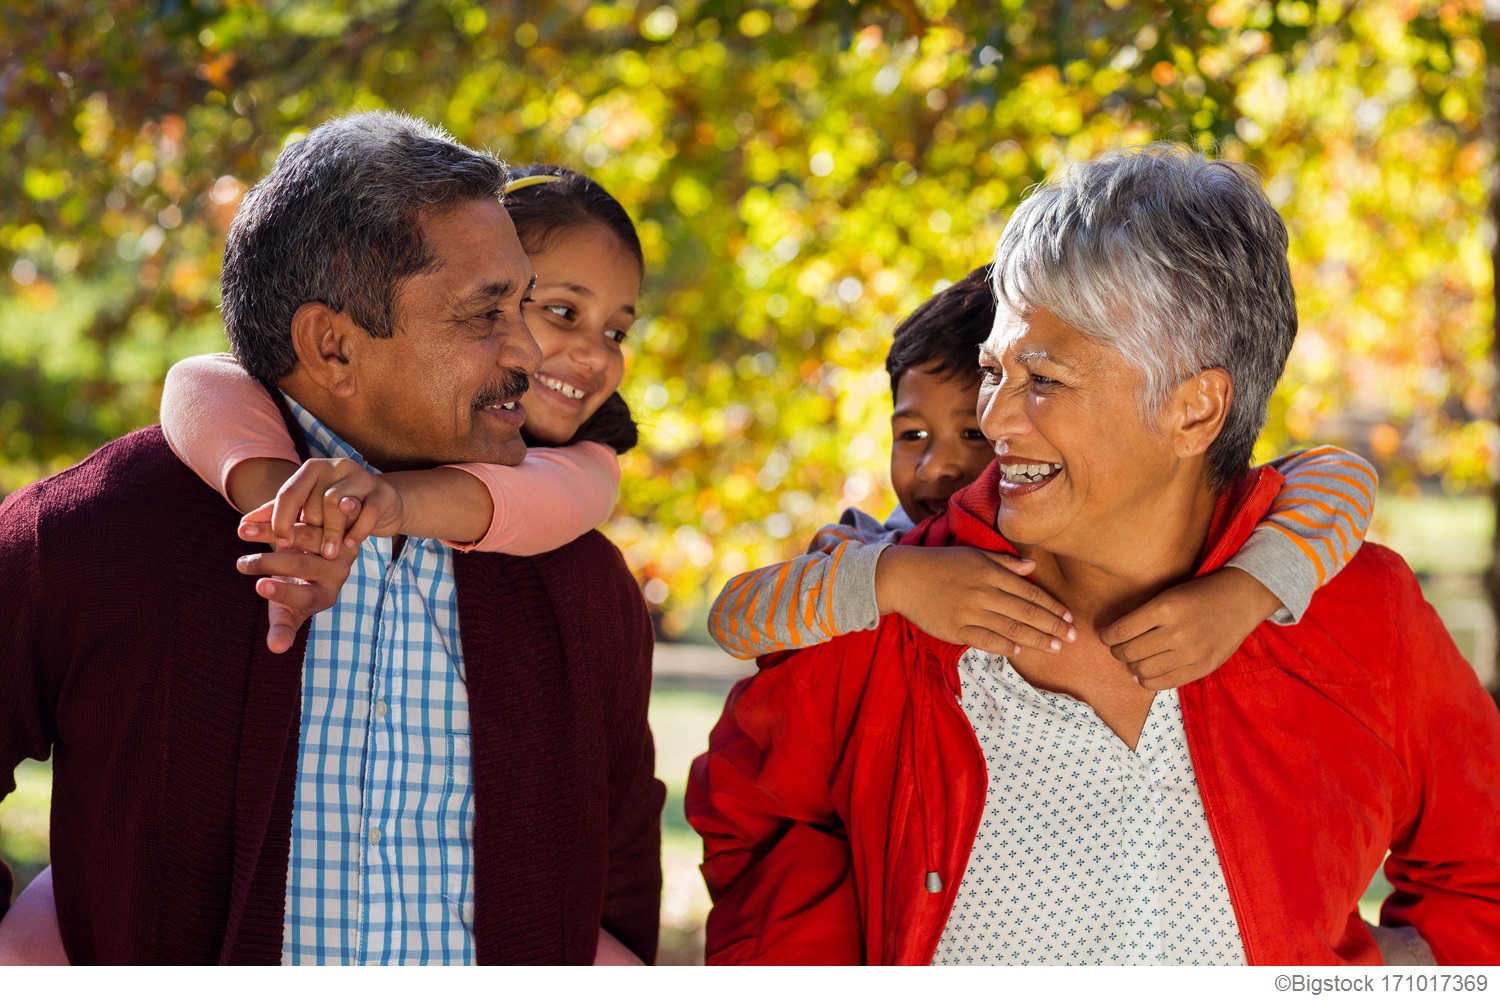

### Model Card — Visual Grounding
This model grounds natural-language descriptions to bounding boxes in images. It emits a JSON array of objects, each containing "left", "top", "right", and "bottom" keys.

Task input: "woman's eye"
[{"left": 545, "top": 304, "right": 573, "bottom": 321}]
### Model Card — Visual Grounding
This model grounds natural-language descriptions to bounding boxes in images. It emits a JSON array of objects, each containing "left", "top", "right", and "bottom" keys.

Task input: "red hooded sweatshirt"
[{"left": 687, "top": 463, "right": 1500, "bottom": 965}]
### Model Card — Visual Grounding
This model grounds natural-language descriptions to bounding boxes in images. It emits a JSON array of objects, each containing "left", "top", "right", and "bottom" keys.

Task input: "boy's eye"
[
  {"left": 898, "top": 429, "right": 929, "bottom": 442},
  {"left": 961, "top": 428, "right": 987, "bottom": 441},
  {"left": 545, "top": 304, "right": 574, "bottom": 321},
  {"left": 605, "top": 327, "right": 629, "bottom": 344}
]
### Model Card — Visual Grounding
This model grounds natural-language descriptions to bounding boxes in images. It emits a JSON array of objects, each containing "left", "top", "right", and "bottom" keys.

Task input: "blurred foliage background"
[
  {"left": 1, "top": 0, "right": 1494, "bottom": 639},
  {"left": 3, "top": 0, "right": 1498, "bottom": 964}
]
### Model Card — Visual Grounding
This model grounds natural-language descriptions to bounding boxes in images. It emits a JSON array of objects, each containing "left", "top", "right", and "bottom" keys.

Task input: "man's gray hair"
[
  {"left": 992, "top": 143, "right": 1297, "bottom": 488},
  {"left": 221, "top": 111, "right": 506, "bottom": 383}
]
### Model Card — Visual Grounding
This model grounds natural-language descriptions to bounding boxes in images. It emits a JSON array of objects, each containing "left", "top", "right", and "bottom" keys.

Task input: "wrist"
[{"left": 873, "top": 545, "right": 909, "bottom": 617}]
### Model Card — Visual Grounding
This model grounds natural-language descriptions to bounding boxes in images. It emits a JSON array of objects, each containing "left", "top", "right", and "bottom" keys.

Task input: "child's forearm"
[
  {"left": 224, "top": 458, "right": 300, "bottom": 515},
  {"left": 709, "top": 542, "right": 888, "bottom": 659},
  {"left": 383, "top": 467, "right": 495, "bottom": 545}
]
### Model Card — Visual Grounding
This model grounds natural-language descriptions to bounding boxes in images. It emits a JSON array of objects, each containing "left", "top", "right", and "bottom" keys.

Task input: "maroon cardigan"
[{"left": 0, "top": 426, "right": 664, "bottom": 964}]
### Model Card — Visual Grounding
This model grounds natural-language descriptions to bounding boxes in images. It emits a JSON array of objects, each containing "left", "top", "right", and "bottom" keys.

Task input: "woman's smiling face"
[
  {"left": 519, "top": 223, "right": 641, "bottom": 445},
  {"left": 977, "top": 305, "right": 1183, "bottom": 562}
]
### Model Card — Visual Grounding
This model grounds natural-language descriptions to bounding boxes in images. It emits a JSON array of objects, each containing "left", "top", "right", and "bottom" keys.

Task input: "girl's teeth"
[{"left": 539, "top": 374, "right": 585, "bottom": 399}]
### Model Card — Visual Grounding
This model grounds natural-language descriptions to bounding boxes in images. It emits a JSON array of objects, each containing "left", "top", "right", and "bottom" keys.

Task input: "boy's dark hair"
[
  {"left": 884, "top": 265, "right": 996, "bottom": 399},
  {"left": 504, "top": 165, "right": 644, "bottom": 454}
]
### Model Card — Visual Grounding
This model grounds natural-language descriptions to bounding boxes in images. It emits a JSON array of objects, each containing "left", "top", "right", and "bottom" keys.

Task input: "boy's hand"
[
  {"left": 238, "top": 457, "right": 405, "bottom": 559},
  {"left": 1098, "top": 567, "right": 1283, "bottom": 690},
  {"left": 876, "top": 545, "right": 1075, "bottom": 656},
  {"left": 235, "top": 520, "right": 360, "bottom": 653}
]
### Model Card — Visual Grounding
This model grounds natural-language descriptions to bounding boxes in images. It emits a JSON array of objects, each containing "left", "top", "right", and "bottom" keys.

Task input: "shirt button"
[
  {"left": 369, "top": 828, "right": 382, "bottom": 845},
  {"left": 374, "top": 699, "right": 388, "bottom": 719}
]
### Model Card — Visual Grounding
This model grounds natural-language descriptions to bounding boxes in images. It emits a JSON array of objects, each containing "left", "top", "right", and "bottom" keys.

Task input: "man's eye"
[
  {"left": 979, "top": 365, "right": 1000, "bottom": 383},
  {"left": 1031, "top": 374, "right": 1061, "bottom": 390}
]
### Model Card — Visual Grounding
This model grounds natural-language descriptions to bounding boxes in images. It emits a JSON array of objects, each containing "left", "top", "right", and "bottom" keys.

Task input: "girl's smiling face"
[{"left": 519, "top": 223, "right": 641, "bottom": 445}]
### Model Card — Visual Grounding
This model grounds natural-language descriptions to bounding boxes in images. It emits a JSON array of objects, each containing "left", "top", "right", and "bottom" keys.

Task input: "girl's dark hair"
[
  {"left": 884, "top": 265, "right": 996, "bottom": 400},
  {"left": 504, "top": 165, "right": 643, "bottom": 454}
]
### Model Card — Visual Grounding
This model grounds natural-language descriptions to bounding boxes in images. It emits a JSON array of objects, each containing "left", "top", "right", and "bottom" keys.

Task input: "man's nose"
[{"left": 504, "top": 316, "right": 544, "bottom": 376}]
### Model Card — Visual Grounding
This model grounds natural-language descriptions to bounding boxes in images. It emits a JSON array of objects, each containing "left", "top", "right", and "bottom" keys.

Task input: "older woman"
[{"left": 686, "top": 146, "right": 1500, "bottom": 965}]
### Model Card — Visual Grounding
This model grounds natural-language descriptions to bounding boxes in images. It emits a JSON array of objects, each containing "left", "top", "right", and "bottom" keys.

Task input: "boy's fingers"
[
  {"left": 962, "top": 631, "right": 1024, "bottom": 659},
  {"left": 1098, "top": 605, "right": 1160, "bottom": 646},
  {"left": 1107, "top": 629, "right": 1172, "bottom": 666},
  {"left": 980, "top": 559, "right": 1072, "bottom": 623},
  {"left": 987, "top": 591, "right": 1076, "bottom": 641},
  {"left": 971, "top": 613, "right": 1068, "bottom": 654},
  {"left": 1131, "top": 656, "right": 1212, "bottom": 691}
]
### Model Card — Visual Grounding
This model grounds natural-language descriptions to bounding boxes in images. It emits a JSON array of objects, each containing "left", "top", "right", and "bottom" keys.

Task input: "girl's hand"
[
  {"left": 236, "top": 520, "right": 360, "bottom": 653},
  {"left": 1098, "top": 567, "right": 1282, "bottom": 690},
  {"left": 239, "top": 457, "right": 406, "bottom": 559},
  {"left": 876, "top": 545, "right": 1075, "bottom": 656}
]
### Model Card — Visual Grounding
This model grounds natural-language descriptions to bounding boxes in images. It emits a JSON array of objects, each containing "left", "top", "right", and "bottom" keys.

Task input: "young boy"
[{"left": 709, "top": 266, "right": 1377, "bottom": 689}]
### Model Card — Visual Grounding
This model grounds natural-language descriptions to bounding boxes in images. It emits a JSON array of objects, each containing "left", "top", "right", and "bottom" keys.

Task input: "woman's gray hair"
[
  {"left": 992, "top": 143, "right": 1297, "bottom": 488},
  {"left": 221, "top": 111, "right": 506, "bottom": 383}
]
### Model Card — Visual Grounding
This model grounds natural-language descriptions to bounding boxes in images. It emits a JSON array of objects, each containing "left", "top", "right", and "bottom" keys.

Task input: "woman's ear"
[
  {"left": 288, "top": 302, "right": 359, "bottom": 398},
  {"left": 1171, "top": 367, "right": 1233, "bottom": 459}
]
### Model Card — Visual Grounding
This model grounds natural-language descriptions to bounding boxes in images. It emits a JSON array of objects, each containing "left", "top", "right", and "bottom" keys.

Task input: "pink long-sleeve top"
[{"left": 159, "top": 353, "right": 619, "bottom": 555}]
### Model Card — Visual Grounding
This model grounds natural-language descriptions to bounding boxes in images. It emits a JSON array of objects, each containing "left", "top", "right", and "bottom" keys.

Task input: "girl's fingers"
[
  {"left": 344, "top": 496, "right": 382, "bottom": 547},
  {"left": 319, "top": 485, "right": 353, "bottom": 558}
]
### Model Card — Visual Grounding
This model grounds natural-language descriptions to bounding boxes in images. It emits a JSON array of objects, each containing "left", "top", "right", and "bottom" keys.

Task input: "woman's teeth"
[
  {"left": 1000, "top": 462, "right": 1062, "bottom": 483},
  {"left": 537, "top": 374, "right": 585, "bottom": 399}
]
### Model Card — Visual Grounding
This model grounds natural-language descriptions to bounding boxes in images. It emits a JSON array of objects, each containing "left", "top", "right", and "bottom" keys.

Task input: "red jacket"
[{"left": 687, "top": 463, "right": 1500, "bottom": 965}]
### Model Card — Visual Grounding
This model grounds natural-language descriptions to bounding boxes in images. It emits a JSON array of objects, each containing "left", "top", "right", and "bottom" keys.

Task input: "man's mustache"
[{"left": 473, "top": 369, "right": 530, "bottom": 409}]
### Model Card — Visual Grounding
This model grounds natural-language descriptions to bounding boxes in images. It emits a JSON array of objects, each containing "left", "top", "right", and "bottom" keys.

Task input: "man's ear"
[
  {"left": 1170, "top": 367, "right": 1233, "bottom": 460},
  {"left": 288, "top": 302, "right": 359, "bottom": 398}
]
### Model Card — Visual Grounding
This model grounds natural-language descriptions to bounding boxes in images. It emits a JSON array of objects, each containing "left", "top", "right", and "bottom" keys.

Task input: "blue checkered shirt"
[{"left": 281, "top": 399, "right": 476, "bottom": 964}]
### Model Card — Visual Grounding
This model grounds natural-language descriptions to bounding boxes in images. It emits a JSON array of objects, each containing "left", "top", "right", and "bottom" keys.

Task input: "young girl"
[{"left": 0, "top": 166, "right": 650, "bottom": 967}]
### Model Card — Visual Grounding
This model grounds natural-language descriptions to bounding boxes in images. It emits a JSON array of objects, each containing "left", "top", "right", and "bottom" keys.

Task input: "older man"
[{"left": 0, "top": 111, "right": 663, "bottom": 964}]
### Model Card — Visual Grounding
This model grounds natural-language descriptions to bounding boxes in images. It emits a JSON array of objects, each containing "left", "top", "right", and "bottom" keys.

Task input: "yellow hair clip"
[{"left": 503, "top": 174, "right": 561, "bottom": 195}]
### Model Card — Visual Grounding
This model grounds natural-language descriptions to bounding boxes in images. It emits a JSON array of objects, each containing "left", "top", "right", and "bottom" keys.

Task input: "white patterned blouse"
[{"left": 931, "top": 648, "right": 1246, "bottom": 966}]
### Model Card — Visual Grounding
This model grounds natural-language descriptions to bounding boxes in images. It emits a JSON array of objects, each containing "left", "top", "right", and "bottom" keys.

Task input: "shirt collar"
[{"left": 283, "top": 393, "right": 374, "bottom": 470}]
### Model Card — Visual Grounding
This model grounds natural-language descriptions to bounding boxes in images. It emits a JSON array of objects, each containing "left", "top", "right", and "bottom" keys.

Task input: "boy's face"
[{"left": 890, "top": 365, "right": 995, "bottom": 523}]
